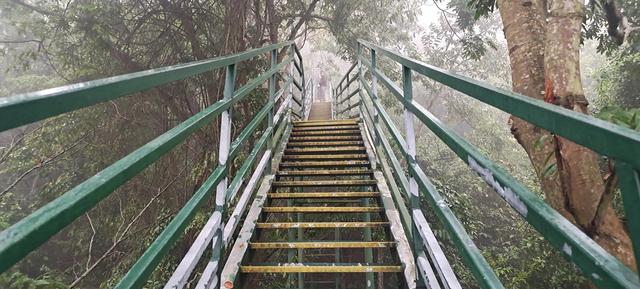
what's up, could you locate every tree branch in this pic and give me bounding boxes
[599,0,637,45]
[0,129,92,198]
[69,164,188,287]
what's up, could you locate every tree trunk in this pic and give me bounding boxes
[497,0,636,271]
[496,0,575,221]
[544,0,636,270]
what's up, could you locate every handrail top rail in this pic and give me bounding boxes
[356,39,640,168]
[0,41,296,132]
[337,62,358,89]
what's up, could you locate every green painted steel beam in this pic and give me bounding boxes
[337,62,358,91]
[358,39,640,169]
[228,99,274,161]
[292,94,303,107]
[338,89,361,106]
[294,59,303,76]
[360,92,410,198]
[0,51,293,274]
[359,77,408,157]
[115,165,226,289]
[0,42,294,132]
[225,125,273,203]
[293,78,303,92]
[617,162,640,274]
[406,98,638,288]
[359,90,414,243]
[361,51,639,287]
[337,101,362,115]
[409,163,504,289]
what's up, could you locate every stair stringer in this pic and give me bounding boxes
[218,122,293,289]
[358,121,417,289]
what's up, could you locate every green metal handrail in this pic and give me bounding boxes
[334,40,640,289]
[0,41,306,289]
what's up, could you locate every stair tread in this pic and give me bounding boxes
[277,169,373,176]
[255,222,389,228]
[284,146,366,153]
[282,154,369,160]
[249,241,396,249]
[291,130,361,136]
[280,160,370,168]
[240,264,402,273]
[288,136,362,141]
[268,192,379,199]
[293,125,360,131]
[272,180,376,186]
[262,206,384,213]
[287,141,364,147]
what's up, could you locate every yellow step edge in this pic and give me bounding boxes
[262,206,384,213]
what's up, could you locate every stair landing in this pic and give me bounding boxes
[307,102,332,120]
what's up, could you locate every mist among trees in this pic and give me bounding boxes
[0,0,638,288]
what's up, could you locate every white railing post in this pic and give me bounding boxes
[401,65,423,287]
[267,48,277,173]
[371,49,380,148]
[213,62,236,287]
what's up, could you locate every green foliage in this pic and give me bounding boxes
[0,270,66,289]
[596,106,640,130]
[584,0,640,55]
[595,51,640,109]
[432,0,499,61]
[467,0,496,20]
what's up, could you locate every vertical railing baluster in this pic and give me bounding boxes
[402,65,425,287]
[616,162,640,276]
[357,43,364,127]
[364,46,376,289]
[371,49,380,148]
[267,48,277,174]
[212,63,236,286]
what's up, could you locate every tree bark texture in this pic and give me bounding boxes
[497,0,636,271]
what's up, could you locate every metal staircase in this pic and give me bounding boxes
[1,39,639,289]
[220,118,414,289]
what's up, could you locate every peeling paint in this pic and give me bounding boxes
[562,243,572,256]
[468,156,528,217]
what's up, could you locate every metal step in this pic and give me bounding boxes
[290,130,361,136]
[240,264,402,273]
[287,140,364,147]
[292,125,360,132]
[249,241,396,249]
[268,192,380,199]
[280,160,370,168]
[276,169,373,177]
[281,154,369,161]
[284,146,366,154]
[272,180,377,187]
[293,120,359,127]
[255,222,389,228]
[288,135,362,141]
[262,206,384,213]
